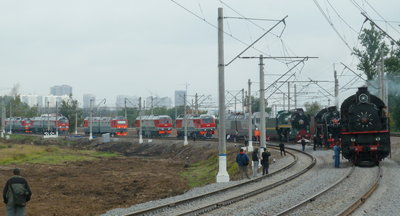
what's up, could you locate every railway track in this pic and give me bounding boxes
[121,146,315,216]
[336,165,382,216]
[272,165,381,216]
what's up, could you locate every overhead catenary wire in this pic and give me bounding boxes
[363,0,400,35]
[169,0,285,63]
[313,0,353,51]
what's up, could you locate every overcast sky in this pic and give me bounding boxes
[1,0,399,109]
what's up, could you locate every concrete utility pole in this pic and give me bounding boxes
[287,82,290,111]
[195,93,198,115]
[247,79,254,152]
[334,65,339,108]
[8,103,12,134]
[89,99,93,140]
[47,101,50,132]
[241,89,245,113]
[75,108,78,135]
[151,96,154,115]
[139,97,143,144]
[183,92,188,145]
[216,7,229,183]
[379,55,385,102]
[259,55,266,149]
[56,101,59,136]
[283,93,286,110]
[294,84,297,109]
[1,100,4,138]
[124,98,127,120]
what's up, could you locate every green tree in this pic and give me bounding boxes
[353,24,389,80]
[1,95,38,118]
[59,96,80,133]
[304,101,322,117]
[250,96,272,114]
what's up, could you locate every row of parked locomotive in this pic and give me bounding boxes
[4,114,69,135]
[225,108,311,142]
[135,114,216,139]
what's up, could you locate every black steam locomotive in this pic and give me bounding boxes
[340,87,390,165]
[276,108,311,142]
[314,106,341,148]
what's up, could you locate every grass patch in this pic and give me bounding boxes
[8,134,40,143]
[180,152,240,188]
[0,144,119,165]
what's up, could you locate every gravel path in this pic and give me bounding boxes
[352,159,400,216]
[206,148,352,216]
[101,148,296,216]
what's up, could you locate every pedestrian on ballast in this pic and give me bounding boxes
[333,142,341,168]
[251,148,260,178]
[279,142,286,156]
[301,137,306,152]
[236,148,250,179]
[3,168,32,216]
[313,136,317,151]
[261,148,271,175]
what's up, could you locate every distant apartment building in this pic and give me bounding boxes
[20,95,43,107]
[50,85,72,96]
[44,95,70,107]
[83,94,96,108]
[115,95,138,108]
[145,96,172,109]
[174,90,186,107]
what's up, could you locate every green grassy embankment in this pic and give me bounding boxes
[179,152,241,188]
[0,142,117,165]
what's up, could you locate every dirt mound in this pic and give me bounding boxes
[0,137,230,216]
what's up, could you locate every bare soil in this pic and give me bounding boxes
[0,137,242,216]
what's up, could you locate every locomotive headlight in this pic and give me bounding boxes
[375,137,381,141]
[350,137,356,142]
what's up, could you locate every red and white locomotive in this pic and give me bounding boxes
[4,117,32,133]
[6,114,69,134]
[135,115,173,137]
[175,114,216,138]
[83,116,128,136]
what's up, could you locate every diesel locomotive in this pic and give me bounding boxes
[83,116,128,136]
[135,115,173,137]
[175,114,216,138]
[340,87,390,165]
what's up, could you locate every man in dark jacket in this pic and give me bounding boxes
[279,142,286,156]
[236,148,250,179]
[261,148,271,175]
[3,168,32,216]
[301,137,306,151]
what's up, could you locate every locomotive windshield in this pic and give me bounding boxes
[160,118,171,124]
[202,118,214,124]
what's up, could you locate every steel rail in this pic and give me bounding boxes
[123,146,304,216]
[273,165,356,216]
[173,147,316,216]
[335,165,383,216]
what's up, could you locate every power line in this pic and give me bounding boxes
[363,0,400,35]
[326,0,358,33]
[169,0,283,61]
[313,0,353,51]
